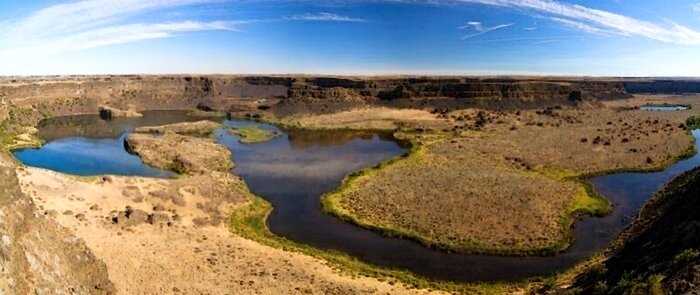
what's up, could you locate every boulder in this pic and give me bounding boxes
[98,105,143,120]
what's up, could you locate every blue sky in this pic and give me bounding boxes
[1,0,700,76]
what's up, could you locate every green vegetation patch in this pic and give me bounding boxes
[687,115,700,130]
[228,126,279,144]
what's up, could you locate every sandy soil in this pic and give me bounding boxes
[17,167,441,295]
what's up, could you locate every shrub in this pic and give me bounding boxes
[673,248,700,264]
[686,116,700,130]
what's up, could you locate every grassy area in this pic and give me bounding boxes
[322,134,613,256]
[569,182,610,217]
[228,126,279,143]
[229,194,523,294]
[536,167,612,217]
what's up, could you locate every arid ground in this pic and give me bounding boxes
[1,76,700,294]
[324,96,698,255]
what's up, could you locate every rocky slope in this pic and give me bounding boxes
[0,154,113,294]
[0,76,634,122]
[570,166,700,294]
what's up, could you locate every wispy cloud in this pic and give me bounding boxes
[448,0,700,45]
[459,21,514,39]
[2,21,242,58]
[548,17,615,36]
[693,3,700,13]
[285,12,366,22]
[2,0,221,40]
[0,0,235,57]
[462,36,573,44]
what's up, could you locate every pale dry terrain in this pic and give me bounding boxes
[17,168,440,295]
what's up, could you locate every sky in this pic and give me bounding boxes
[1,0,700,76]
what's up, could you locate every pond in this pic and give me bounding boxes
[11,111,700,283]
[12,111,214,177]
[640,104,690,111]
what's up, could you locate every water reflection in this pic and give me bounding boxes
[36,110,217,141]
[13,112,700,283]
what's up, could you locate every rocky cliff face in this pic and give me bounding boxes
[0,154,113,294]
[624,80,700,94]
[0,76,633,120]
[0,76,288,119]
[571,167,700,294]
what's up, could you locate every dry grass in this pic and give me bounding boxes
[323,96,700,255]
[274,106,449,130]
[325,134,583,255]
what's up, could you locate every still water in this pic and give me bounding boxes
[12,111,700,282]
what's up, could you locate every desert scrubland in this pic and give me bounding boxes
[1,76,699,294]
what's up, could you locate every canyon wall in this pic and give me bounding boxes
[572,167,700,294]
[0,76,632,119]
[624,80,700,94]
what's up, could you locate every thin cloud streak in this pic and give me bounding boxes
[0,21,241,59]
[450,0,700,45]
[462,36,574,44]
[2,0,221,40]
[459,21,514,39]
[285,12,366,22]
[548,17,616,36]
[0,1,370,58]
[392,0,700,45]
[0,0,238,59]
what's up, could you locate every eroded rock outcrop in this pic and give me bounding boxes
[0,76,634,122]
[98,105,142,119]
[125,131,232,174]
[0,154,114,294]
[124,124,248,227]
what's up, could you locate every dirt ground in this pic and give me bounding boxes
[324,95,700,255]
[17,166,441,295]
